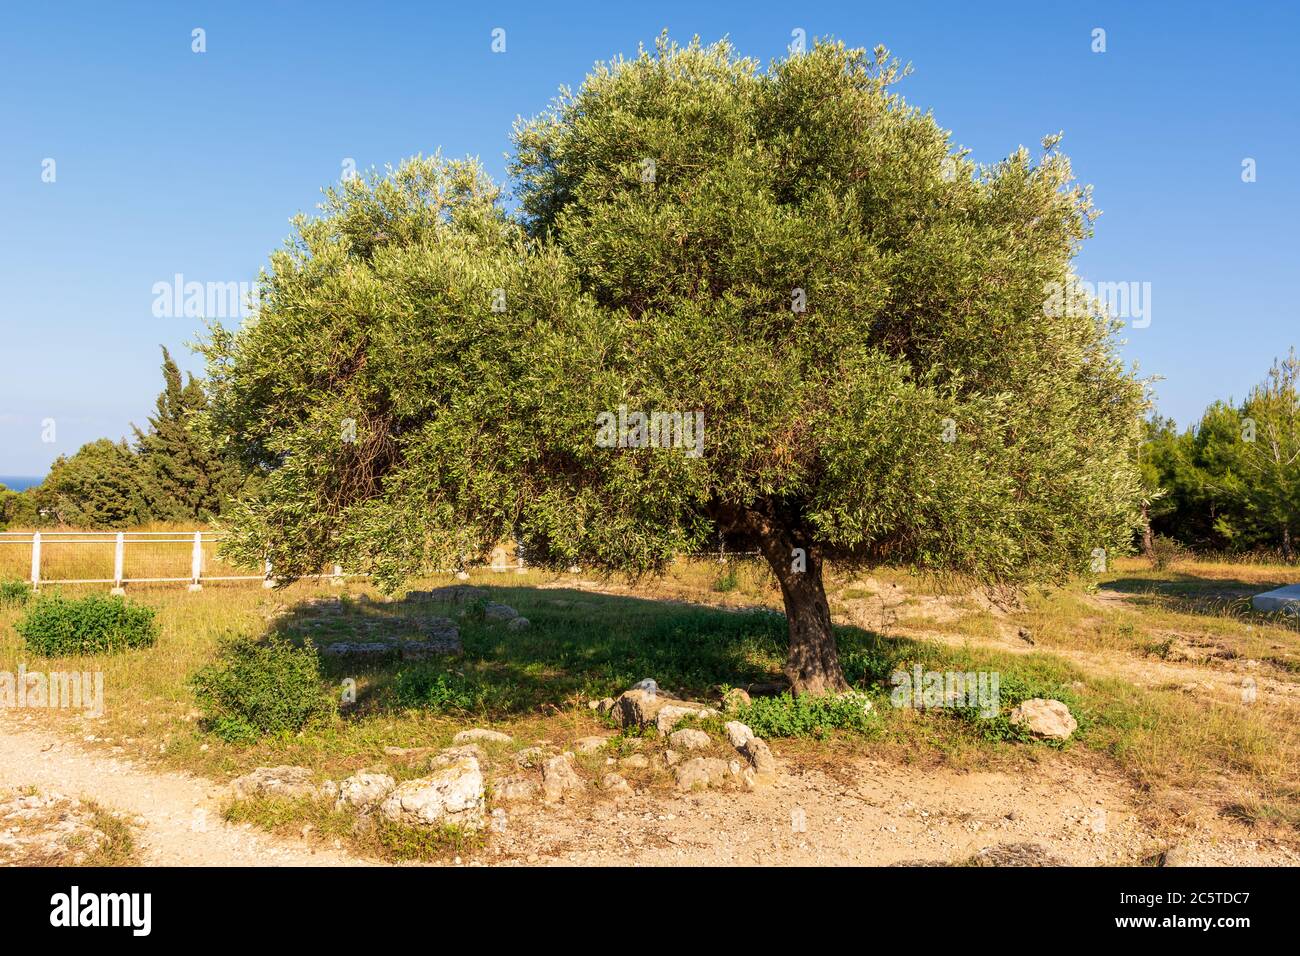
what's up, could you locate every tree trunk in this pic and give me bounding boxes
[760,539,849,696]
[1140,502,1154,559]
[1284,526,1295,564]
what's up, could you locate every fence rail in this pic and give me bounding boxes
[0,531,351,592]
[0,530,746,593]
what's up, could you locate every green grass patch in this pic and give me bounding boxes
[223,795,483,862]
[0,579,31,609]
[731,691,881,739]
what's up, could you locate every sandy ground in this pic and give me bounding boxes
[0,715,367,866]
[2,713,1294,867]
[485,748,1298,867]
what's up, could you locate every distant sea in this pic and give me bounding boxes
[0,476,43,491]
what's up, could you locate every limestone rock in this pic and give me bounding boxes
[453,728,513,745]
[321,641,395,659]
[610,689,661,729]
[600,772,632,795]
[1009,699,1077,740]
[507,617,530,631]
[400,638,461,660]
[407,618,463,656]
[484,603,520,622]
[231,766,321,801]
[514,746,548,769]
[407,585,486,604]
[724,721,755,749]
[610,687,717,734]
[432,744,487,768]
[541,754,584,802]
[378,756,485,829]
[337,772,395,810]
[492,775,539,802]
[573,736,610,754]
[668,729,711,751]
[674,757,733,791]
[741,737,777,774]
[655,704,718,735]
[722,688,752,712]
[618,754,650,770]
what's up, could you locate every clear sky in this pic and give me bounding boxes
[2,0,1296,476]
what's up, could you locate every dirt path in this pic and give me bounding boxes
[0,716,369,867]
[1,713,1293,866]
[486,747,1296,867]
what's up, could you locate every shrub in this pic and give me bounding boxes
[1148,535,1187,571]
[190,634,335,743]
[732,691,881,739]
[712,565,739,593]
[0,579,31,609]
[15,594,157,655]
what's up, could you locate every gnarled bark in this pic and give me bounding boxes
[759,535,849,696]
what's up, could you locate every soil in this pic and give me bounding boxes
[2,712,1292,867]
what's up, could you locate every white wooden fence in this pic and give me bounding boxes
[0,531,348,593]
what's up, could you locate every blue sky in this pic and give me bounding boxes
[2,0,1296,475]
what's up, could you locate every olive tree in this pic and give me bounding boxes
[201,38,1146,695]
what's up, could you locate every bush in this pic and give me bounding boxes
[1148,535,1187,571]
[0,579,31,609]
[712,565,739,593]
[190,634,335,743]
[15,594,157,655]
[732,691,881,739]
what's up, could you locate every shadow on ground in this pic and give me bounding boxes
[261,583,967,720]
[1101,573,1296,621]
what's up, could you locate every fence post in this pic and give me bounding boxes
[188,531,204,592]
[331,564,344,587]
[30,532,41,592]
[111,532,126,595]
[263,557,275,589]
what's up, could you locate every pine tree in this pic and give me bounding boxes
[134,347,237,522]
[1239,350,1300,561]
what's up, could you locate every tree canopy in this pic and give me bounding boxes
[1141,350,1300,559]
[200,36,1148,693]
[134,347,241,522]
